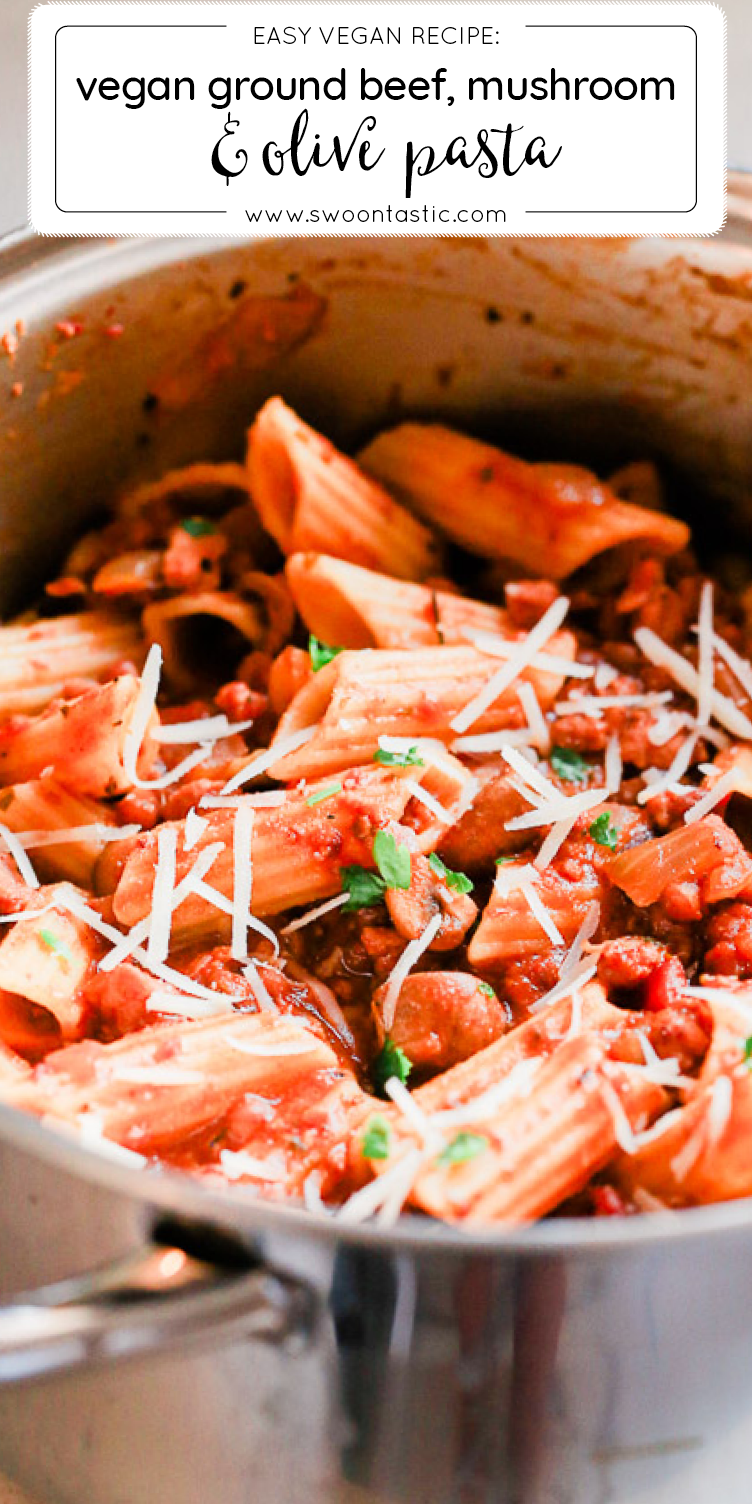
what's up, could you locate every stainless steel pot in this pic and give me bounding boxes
[1,196,752,1504]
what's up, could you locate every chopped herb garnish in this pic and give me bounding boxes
[306,781,342,807]
[38,928,73,963]
[477,981,496,999]
[589,812,619,850]
[180,517,216,538]
[309,634,343,673]
[373,1036,413,1095]
[373,746,424,768]
[744,1037,752,1067]
[373,830,411,891]
[495,856,515,866]
[437,1131,489,1167]
[362,1115,392,1160]
[428,852,473,895]
[340,865,386,911]
[550,746,589,784]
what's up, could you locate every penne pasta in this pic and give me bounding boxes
[112,765,418,941]
[0,676,160,800]
[143,591,268,694]
[247,398,440,580]
[410,984,620,1117]
[0,612,144,715]
[269,641,574,781]
[358,424,689,578]
[0,887,102,1039]
[4,1012,369,1171]
[285,552,510,649]
[407,1039,667,1224]
[467,862,599,969]
[0,778,128,888]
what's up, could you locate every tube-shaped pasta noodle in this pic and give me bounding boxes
[0,888,102,1038]
[467,861,598,969]
[247,399,439,580]
[116,461,257,523]
[609,815,752,908]
[0,677,159,800]
[411,983,620,1116]
[406,1040,667,1224]
[613,1070,752,1207]
[0,779,126,888]
[112,764,417,939]
[143,591,268,694]
[0,612,144,715]
[270,641,574,781]
[358,424,689,579]
[285,553,510,649]
[4,1012,364,1160]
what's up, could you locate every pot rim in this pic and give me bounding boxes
[3,203,752,1257]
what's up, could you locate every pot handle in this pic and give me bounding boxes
[0,1219,317,1384]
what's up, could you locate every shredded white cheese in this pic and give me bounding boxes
[696,581,715,728]
[517,681,550,753]
[220,1149,288,1182]
[281,893,349,935]
[534,816,579,871]
[230,805,254,962]
[598,1077,638,1154]
[519,875,564,947]
[684,766,737,824]
[0,823,40,889]
[155,715,254,745]
[451,596,570,735]
[183,810,209,851]
[635,625,752,740]
[529,959,598,1014]
[552,690,673,718]
[404,780,453,823]
[605,734,623,794]
[0,823,141,850]
[217,725,317,797]
[450,729,537,755]
[465,629,592,679]
[200,791,288,810]
[637,730,698,806]
[241,960,279,1013]
[380,913,443,1032]
[145,826,178,965]
[111,1064,204,1086]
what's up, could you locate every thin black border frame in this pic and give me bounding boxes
[51,17,699,218]
[524,23,698,214]
[54,24,228,213]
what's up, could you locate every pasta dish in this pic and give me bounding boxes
[0,397,750,1226]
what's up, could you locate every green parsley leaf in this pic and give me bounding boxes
[180,517,216,538]
[495,856,515,866]
[744,1037,752,1067]
[477,981,496,999]
[589,812,619,850]
[309,634,343,673]
[550,746,589,784]
[373,746,424,768]
[38,928,73,964]
[340,865,386,911]
[437,1132,489,1167]
[362,1115,392,1160]
[306,781,342,808]
[373,830,411,890]
[428,852,473,895]
[373,1037,412,1096]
